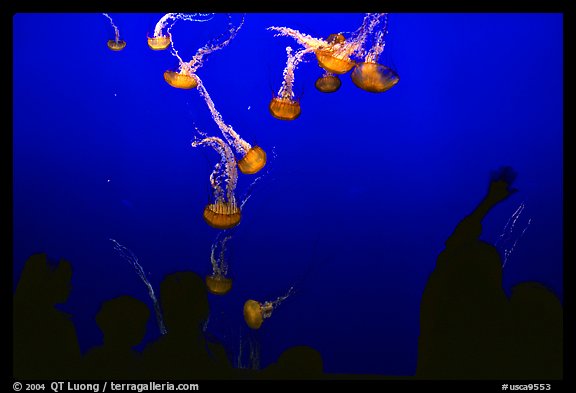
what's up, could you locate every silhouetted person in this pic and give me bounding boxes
[507,282,563,379]
[416,167,562,379]
[261,345,324,379]
[142,271,232,379]
[13,253,81,379]
[82,295,150,379]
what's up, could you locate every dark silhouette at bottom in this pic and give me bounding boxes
[12,167,562,380]
[417,166,562,379]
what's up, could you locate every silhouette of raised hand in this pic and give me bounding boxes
[487,166,518,205]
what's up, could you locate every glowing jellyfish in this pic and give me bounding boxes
[147,13,213,50]
[315,72,341,93]
[192,135,241,229]
[351,63,399,93]
[206,233,233,295]
[164,14,244,89]
[350,14,400,93]
[163,71,198,89]
[243,287,294,330]
[195,76,267,175]
[316,33,354,74]
[269,46,312,121]
[103,13,126,51]
[269,13,387,75]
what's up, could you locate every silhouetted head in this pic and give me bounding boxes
[15,254,73,305]
[96,296,150,349]
[510,282,562,321]
[160,272,209,333]
[273,346,323,377]
[463,241,503,290]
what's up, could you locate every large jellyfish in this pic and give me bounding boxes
[103,13,126,51]
[192,135,241,229]
[243,287,294,330]
[194,76,267,175]
[205,231,233,295]
[269,13,399,96]
[268,13,386,75]
[164,14,244,90]
[315,71,341,93]
[147,13,214,51]
[350,14,400,93]
[268,46,313,121]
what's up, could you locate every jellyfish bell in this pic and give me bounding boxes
[315,74,341,93]
[107,39,126,51]
[269,96,301,121]
[205,274,233,295]
[351,62,399,93]
[203,200,241,230]
[315,50,355,74]
[164,70,198,89]
[243,300,274,330]
[237,146,267,175]
[326,33,346,45]
[148,35,171,50]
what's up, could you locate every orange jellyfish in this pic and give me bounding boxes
[243,287,294,330]
[269,13,387,75]
[269,46,313,121]
[148,13,214,50]
[314,32,356,74]
[164,14,243,89]
[103,13,126,51]
[350,14,400,93]
[192,135,241,229]
[195,76,267,175]
[205,232,233,295]
[315,72,341,93]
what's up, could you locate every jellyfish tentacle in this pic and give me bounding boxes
[194,76,251,156]
[110,239,167,335]
[103,13,121,43]
[192,135,241,229]
[188,14,245,74]
[103,13,126,51]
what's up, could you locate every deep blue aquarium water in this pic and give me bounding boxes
[13,13,562,376]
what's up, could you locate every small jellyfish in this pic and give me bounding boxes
[163,71,198,89]
[269,46,310,121]
[103,13,126,51]
[195,76,267,175]
[206,275,233,295]
[315,72,341,93]
[148,13,214,50]
[148,35,171,50]
[237,146,267,175]
[269,14,386,76]
[243,287,294,330]
[192,135,241,229]
[269,97,301,121]
[206,232,233,295]
[107,39,126,51]
[326,33,346,45]
[203,202,241,230]
[164,14,243,89]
